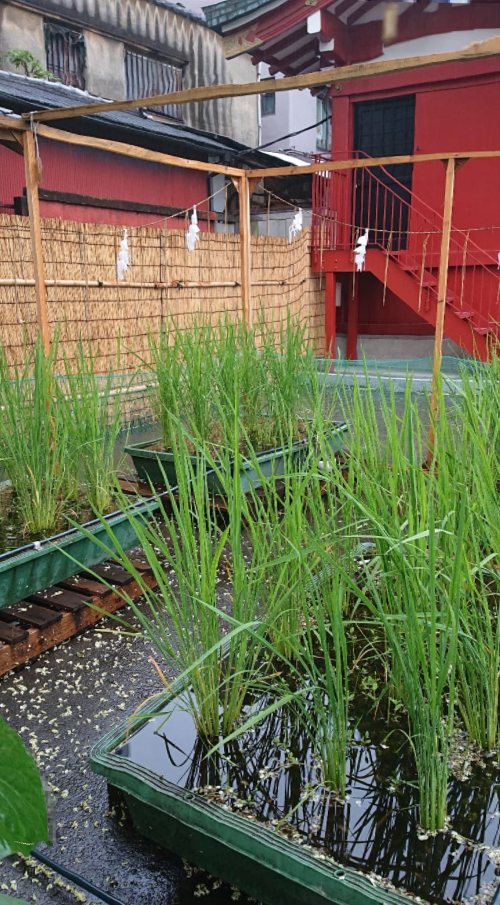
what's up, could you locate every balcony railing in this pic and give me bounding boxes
[311,152,500,335]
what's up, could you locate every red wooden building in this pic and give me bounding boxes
[207,0,500,360]
[0,70,282,232]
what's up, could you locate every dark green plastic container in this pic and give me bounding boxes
[91,680,407,905]
[0,496,158,608]
[125,422,349,493]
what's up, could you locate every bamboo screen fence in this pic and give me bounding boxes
[0,214,325,372]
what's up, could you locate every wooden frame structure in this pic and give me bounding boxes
[3,35,500,433]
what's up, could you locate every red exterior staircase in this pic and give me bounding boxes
[311,155,500,360]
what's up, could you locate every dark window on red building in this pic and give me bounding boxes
[125,50,183,120]
[44,21,86,90]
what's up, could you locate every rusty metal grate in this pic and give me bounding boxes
[125,50,183,120]
[44,21,86,90]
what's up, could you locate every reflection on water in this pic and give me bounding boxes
[117,693,500,905]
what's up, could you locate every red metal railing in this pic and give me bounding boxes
[312,152,500,336]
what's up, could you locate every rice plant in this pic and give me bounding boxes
[173,319,218,450]
[300,544,350,796]
[448,357,500,751]
[142,312,330,463]
[327,406,465,830]
[214,316,275,454]
[63,341,126,513]
[0,335,72,534]
[74,417,273,740]
[143,322,184,451]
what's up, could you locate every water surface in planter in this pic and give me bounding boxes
[115,691,500,905]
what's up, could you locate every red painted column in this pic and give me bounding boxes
[330,95,351,158]
[325,271,337,358]
[346,280,359,360]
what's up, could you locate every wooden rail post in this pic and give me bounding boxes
[238,173,252,328]
[427,157,456,466]
[23,129,50,353]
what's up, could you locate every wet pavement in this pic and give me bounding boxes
[0,578,257,905]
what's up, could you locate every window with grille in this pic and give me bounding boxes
[44,21,86,90]
[125,50,183,120]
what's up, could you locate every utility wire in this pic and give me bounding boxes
[235,114,330,158]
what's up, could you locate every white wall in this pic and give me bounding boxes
[259,64,318,155]
[185,0,220,15]
[372,28,500,62]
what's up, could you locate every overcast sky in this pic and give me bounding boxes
[180,0,219,16]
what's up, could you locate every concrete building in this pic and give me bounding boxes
[0,0,259,147]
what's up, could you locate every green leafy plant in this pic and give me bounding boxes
[5,50,58,81]
[0,715,49,858]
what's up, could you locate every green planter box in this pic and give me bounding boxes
[125,422,349,493]
[0,496,159,608]
[91,683,407,905]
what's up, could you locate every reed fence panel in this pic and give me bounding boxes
[0,214,325,371]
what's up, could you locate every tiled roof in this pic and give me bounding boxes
[0,71,250,159]
[203,0,274,31]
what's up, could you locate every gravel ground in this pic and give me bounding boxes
[0,574,257,905]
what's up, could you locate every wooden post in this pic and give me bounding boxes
[325,272,337,358]
[427,158,456,466]
[238,173,252,327]
[347,280,359,360]
[23,130,50,353]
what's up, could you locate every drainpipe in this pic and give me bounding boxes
[257,62,262,148]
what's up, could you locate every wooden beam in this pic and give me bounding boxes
[32,123,243,178]
[247,176,263,196]
[22,36,500,124]
[23,130,50,354]
[0,127,20,142]
[236,174,252,327]
[245,150,498,180]
[6,115,500,186]
[427,158,456,467]
[0,113,29,132]
[0,278,302,289]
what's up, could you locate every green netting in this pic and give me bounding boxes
[314,355,479,394]
[54,370,157,432]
